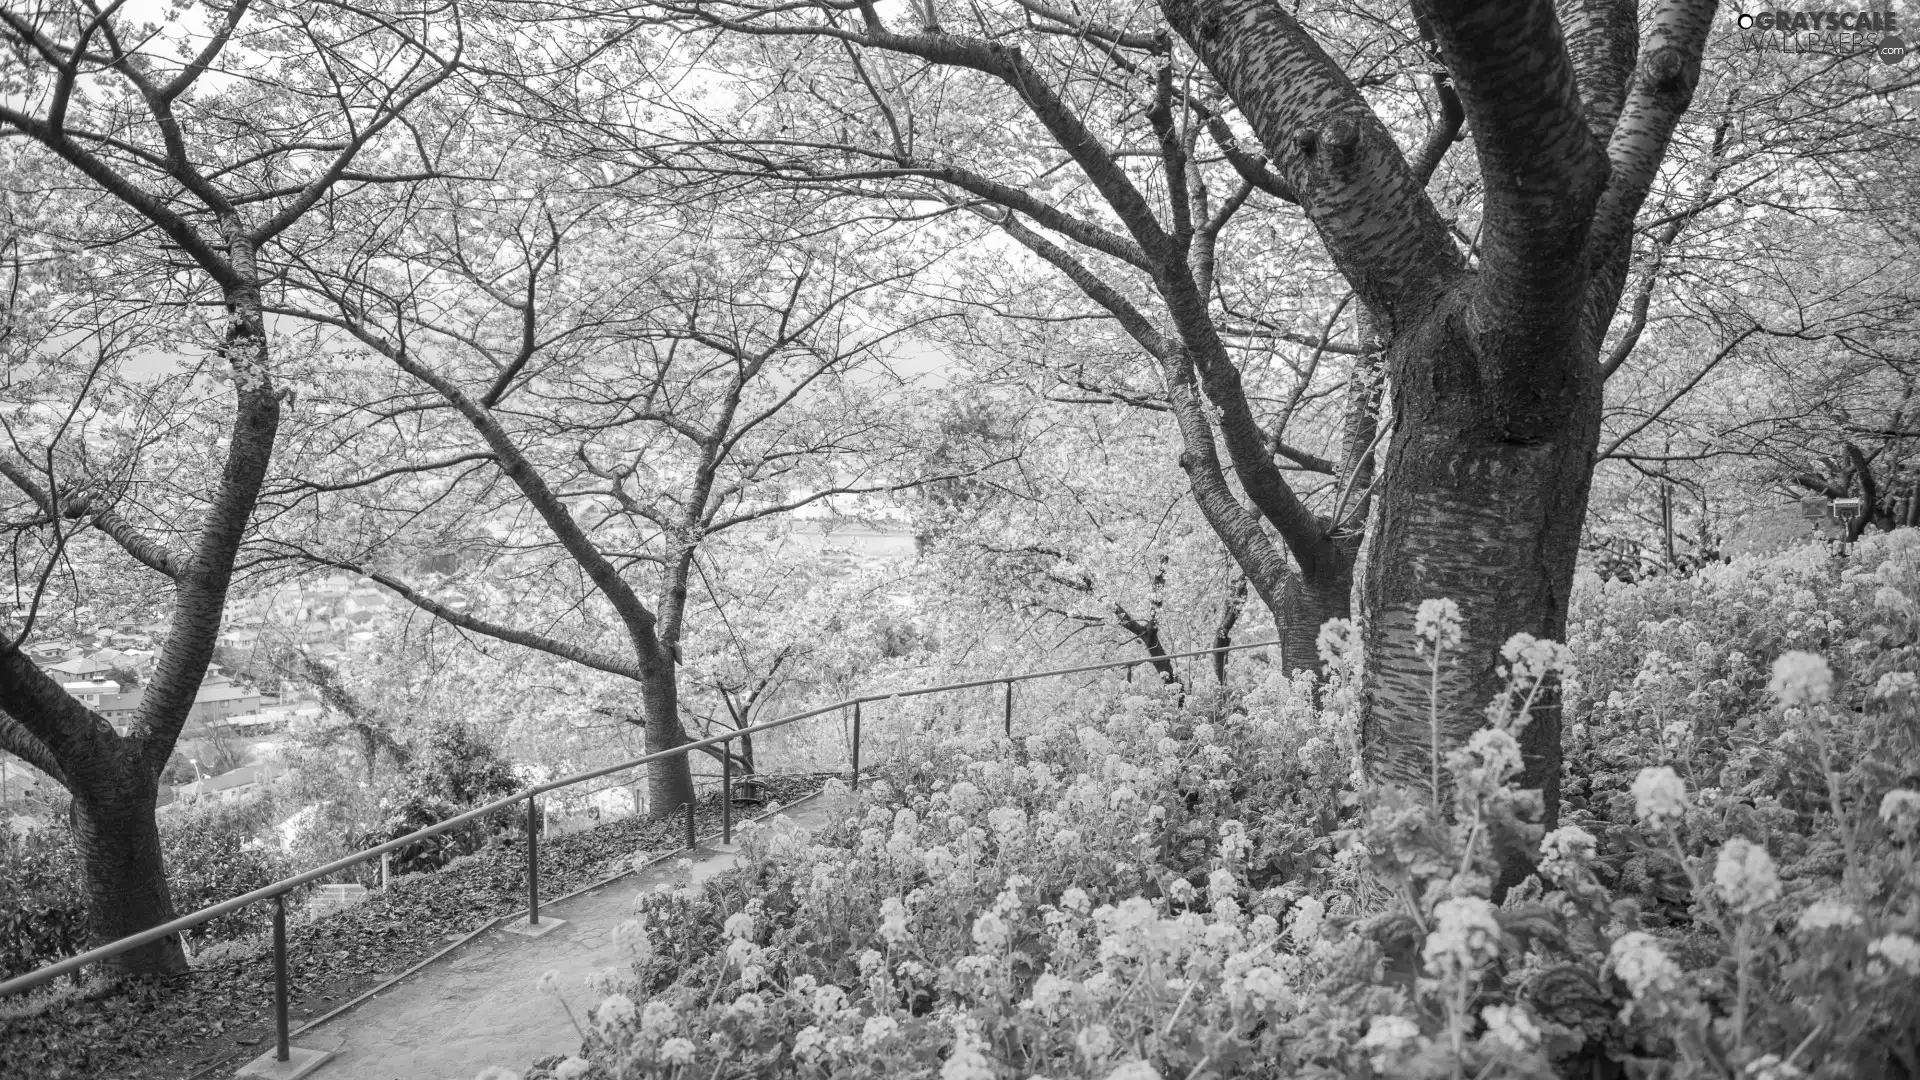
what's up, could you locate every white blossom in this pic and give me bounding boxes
[1631,766,1689,828]
[1609,932,1682,999]
[972,911,1011,951]
[1537,825,1597,882]
[1868,933,1920,976]
[1422,897,1502,976]
[860,1015,900,1047]
[1874,672,1918,701]
[879,896,912,946]
[1768,651,1834,705]
[1881,788,1920,842]
[595,994,636,1027]
[1794,899,1862,934]
[1480,1004,1541,1052]
[1357,1014,1421,1066]
[1714,838,1782,913]
[1286,895,1326,947]
[1500,633,1575,683]
[1414,598,1464,651]
[792,1025,827,1062]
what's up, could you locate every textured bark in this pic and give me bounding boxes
[70,776,185,975]
[135,276,281,760]
[1555,0,1641,139]
[1354,286,1604,833]
[1114,608,1179,686]
[1160,0,1458,331]
[1161,351,1295,620]
[1276,567,1348,677]
[638,658,696,817]
[1211,574,1248,683]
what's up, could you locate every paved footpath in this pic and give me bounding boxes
[277,791,851,1080]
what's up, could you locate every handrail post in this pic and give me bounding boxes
[684,796,696,851]
[527,794,540,926]
[273,893,290,1063]
[850,701,862,790]
[1003,680,1013,737]
[722,739,733,846]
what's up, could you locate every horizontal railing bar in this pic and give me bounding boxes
[0,638,1274,996]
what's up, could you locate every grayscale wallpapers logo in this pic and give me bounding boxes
[1734,7,1909,61]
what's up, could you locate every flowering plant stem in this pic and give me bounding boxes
[1429,645,1445,818]
[1806,714,1863,896]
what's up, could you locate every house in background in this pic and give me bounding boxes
[189,682,262,730]
[98,689,145,734]
[169,761,288,805]
[23,640,74,665]
[61,680,120,709]
[94,675,265,737]
[212,697,324,736]
[47,654,113,680]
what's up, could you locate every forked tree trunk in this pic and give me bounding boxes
[1355,325,1604,834]
[69,774,187,975]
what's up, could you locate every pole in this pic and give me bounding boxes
[527,795,539,926]
[1003,680,1013,737]
[380,852,391,891]
[272,893,290,1062]
[850,701,862,790]
[722,741,733,846]
[684,797,696,851]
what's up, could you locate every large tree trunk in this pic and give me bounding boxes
[637,659,695,819]
[69,775,187,975]
[1355,317,1603,833]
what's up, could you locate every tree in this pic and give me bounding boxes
[582,0,1724,833]
[0,0,455,973]
[262,168,964,815]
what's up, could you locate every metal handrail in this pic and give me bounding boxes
[0,637,1277,1052]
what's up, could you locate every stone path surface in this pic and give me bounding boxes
[279,791,850,1080]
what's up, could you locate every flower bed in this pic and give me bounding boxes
[540,534,1920,1079]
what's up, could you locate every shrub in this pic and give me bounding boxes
[0,817,85,982]
[161,795,291,944]
[368,720,522,875]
